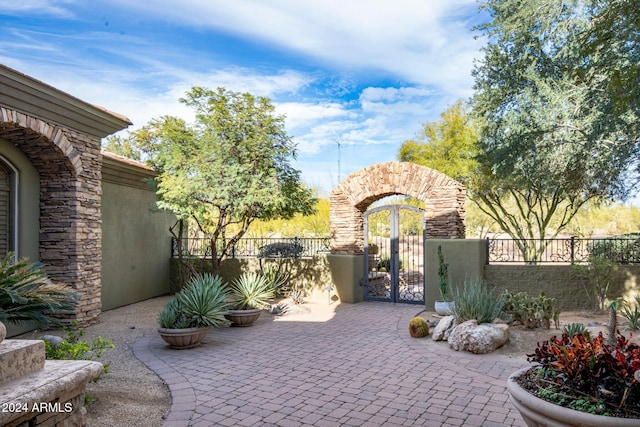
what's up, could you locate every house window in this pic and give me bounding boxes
[0,158,15,258]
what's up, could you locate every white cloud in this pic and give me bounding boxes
[3,0,78,17]
[102,0,485,89]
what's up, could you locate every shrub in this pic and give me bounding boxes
[501,290,560,329]
[572,254,617,312]
[408,317,429,338]
[158,273,230,328]
[42,322,114,377]
[588,234,640,265]
[621,295,640,331]
[228,272,275,310]
[0,253,77,327]
[376,256,402,272]
[451,278,504,324]
[562,322,587,337]
[526,331,640,417]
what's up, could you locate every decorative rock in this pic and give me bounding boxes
[448,320,510,354]
[41,334,65,347]
[0,321,5,343]
[432,315,456,341]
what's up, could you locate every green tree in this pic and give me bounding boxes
[132,87,316,274]
[398,100,479,184]
[469,0,640,262]
[102,135,142,161]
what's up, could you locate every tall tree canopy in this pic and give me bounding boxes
[469,0,640,261]
[398,100,479,184]
[133,86,316,273]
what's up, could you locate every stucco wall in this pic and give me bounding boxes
[100,160,175,310]
[424,239,486,308]
[485,264,640,311]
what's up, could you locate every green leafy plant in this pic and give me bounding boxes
[501,290,560,329]
[158,273,230,328]
[228,271,275,310]
[437,245,449,301]
[621,295,640,330]
[562,322,587,337]
[376,256,402,273]
[0,253,77,327]
[450,278,503,324]
[260,264,290,297]
[526,331,640,417]
[42,322,114,378]
[290,289,305,305]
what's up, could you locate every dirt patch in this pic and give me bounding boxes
[428,310,640,360]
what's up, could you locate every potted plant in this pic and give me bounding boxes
[435,245,454,315]
[507,330,640,426]
[224,271,275,327]
[157,273,230,349]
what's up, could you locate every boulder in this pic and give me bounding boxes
[448,320,510,354]
[432,315,456,341]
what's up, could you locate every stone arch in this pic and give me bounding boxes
[0,108,103,323]
[0,108,82,175]
[329,162,465,254]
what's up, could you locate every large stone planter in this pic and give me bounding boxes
[157,326,210,349]
[507,367,639,427]
[224,308,262,327]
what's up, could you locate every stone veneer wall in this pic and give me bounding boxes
[0,107,103,323]
[329,162,465,254]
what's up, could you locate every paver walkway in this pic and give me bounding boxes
[134,302,528,427]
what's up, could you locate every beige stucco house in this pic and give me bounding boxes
[0,64,174,334]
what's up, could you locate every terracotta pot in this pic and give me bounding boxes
[434,300,454,315]
[508,367,639,427]
[224,308,262,327]
[157,326,210,349]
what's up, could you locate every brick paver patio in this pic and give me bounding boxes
[134,302,527,426]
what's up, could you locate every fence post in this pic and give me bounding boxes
[570,236,575,264]
[485,238,490,265]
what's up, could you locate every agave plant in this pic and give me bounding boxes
[158,273,230,329]
[228,271,275,310]
[0,253,77,327]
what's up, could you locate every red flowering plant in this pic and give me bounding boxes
[523,331,640,418]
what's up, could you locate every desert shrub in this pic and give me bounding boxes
[501,290,560,329]
[376,256,403,272]
[621,295,640,330]
[572,255,617,312]
[451,278,504,324]
[588,234,640,265]
[562,322,587,337]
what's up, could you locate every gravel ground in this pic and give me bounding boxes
[20,296,173,427]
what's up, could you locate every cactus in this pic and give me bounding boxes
[408,316,429,338]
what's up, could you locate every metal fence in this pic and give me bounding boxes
[486,237,640,264]
[172,236,331,259]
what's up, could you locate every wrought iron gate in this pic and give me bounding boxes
[363,205,425,304]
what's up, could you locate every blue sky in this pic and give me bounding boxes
[1,0,487,195]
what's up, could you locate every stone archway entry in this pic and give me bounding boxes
[329,162,465,304]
